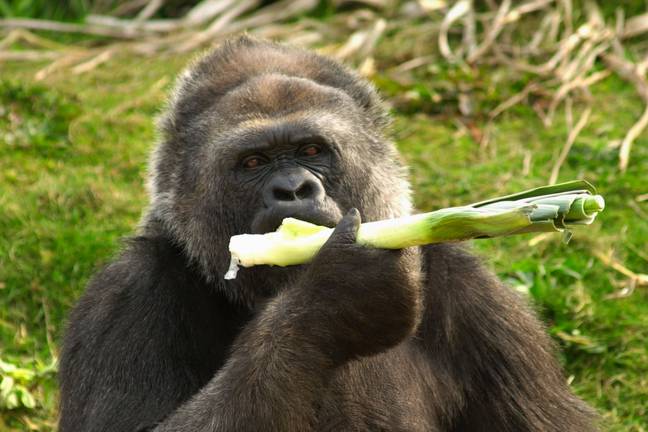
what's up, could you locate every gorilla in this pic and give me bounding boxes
[58,36,597,431]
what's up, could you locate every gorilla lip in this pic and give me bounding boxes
[251,204,341,234]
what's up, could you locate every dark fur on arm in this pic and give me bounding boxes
[155,209,421,431]
[59,211,420,432]
[153,290,332,431]
[58,236,249,432]
[417,244,597,431]
[59,236,331,432]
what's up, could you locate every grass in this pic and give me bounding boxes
[0,48,647,431]
[0,0,90,21]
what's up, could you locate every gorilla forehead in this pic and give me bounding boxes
[174,74,370,161]
[164,36,390,140]
[220,73,355,119]
[196,73,366,153]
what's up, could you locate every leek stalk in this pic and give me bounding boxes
[225,180,604,279]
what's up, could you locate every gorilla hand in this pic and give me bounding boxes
[297,208,423,364]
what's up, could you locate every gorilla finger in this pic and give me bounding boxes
[326,208,361,246]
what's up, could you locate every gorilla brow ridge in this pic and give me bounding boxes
[166,35,389,134]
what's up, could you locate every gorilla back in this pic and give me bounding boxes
[59,36,597,432]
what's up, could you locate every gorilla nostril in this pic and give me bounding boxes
[273,188,296,201]
[264,170,325,206]
[296,182,313,200]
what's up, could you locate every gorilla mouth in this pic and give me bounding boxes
[251,202,342,234]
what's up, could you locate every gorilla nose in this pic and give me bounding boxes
[263,169,325,207]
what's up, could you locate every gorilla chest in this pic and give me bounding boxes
[313,355,438,432]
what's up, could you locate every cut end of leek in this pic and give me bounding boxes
[585,195,605,214]
[224,256,240,280]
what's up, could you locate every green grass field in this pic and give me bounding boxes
[1,46,647,430]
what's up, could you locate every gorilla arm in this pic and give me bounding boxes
[154,294,333,431]
[57,234,250,432]
[58,236,333,432]
[59,211,420,432]
[59,218,595,432]
[154,209,422,432]
[180,243,599,432]
[415,243,597,431]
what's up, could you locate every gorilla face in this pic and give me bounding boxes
[238,133,341,235]
[146,37,413,302]
[213,74,354,236]
[200,72,403,239]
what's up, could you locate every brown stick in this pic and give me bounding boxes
[72,48,115,74]
[0,18,138,39]
[438,0,470,61]
[622,12,648,39]
[618,104,648,172]
[602,53,648,171]
[35,51,89,80]
[602,53,648,99]
[86,0,237,35]
[467,0,511,63]
[549,100,592,184]
[489,82,541,120]
[135,0,165,22]
[173,0,260,53]
[110,0,149,17]
[0,50,60,61]
[0,28,69,50]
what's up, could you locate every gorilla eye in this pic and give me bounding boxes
[300,145,321,157]
[241,155,267,169]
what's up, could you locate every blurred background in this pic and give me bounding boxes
[1,0,647,430]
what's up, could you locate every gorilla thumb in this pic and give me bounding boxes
[327,208,361,246]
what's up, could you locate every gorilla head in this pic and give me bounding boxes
[145,36,413,303]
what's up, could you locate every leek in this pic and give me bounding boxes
[225,180,604,279]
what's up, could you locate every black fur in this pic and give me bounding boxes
[59,36,597,431]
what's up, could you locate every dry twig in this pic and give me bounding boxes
[549,98,592,184]
[72,48,116,74]
[602,53,648,171]
[0,18,139,38]
[594,250,648,288]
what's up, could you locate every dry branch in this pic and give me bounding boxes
[489,82,541,120]
[0,18,138,39]
[594,251,648,288]
[0,50,60,61]
[602,53,648,171]
[0,28,68,50]
[225,0,318,37]
[109,0,150,17]
[86,0,238,35]
[439,0,470,61]
[72,49,115,74]
[173,0,260,53]
[336,19,386,60]
[135,0,165,22]
[622,12,648,39]
[35,51,90,80]
[549,101,592,184]
[467,0,511,64]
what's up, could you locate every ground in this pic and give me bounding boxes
[0,48,646,431]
